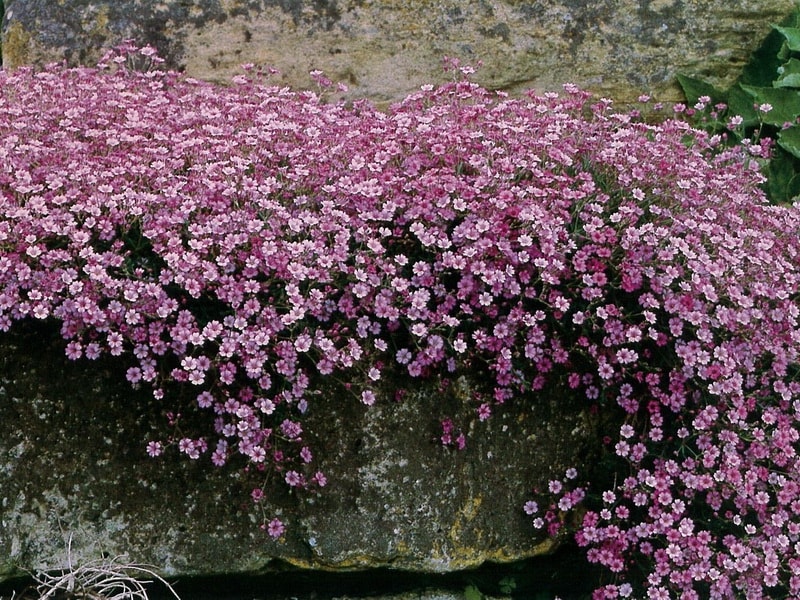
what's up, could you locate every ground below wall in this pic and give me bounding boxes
[0,321,598,586]
[0,552,603,599]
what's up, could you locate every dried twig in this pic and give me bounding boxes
[25,536,181,600]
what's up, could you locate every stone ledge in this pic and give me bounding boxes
[0,321,592,581]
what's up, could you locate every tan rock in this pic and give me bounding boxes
[2,0,795,106]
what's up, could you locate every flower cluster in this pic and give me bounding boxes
[519,102,800,595]
[1,45,799,593]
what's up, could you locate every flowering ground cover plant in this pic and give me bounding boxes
[1,44,800,598]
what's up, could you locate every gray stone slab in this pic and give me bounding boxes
[0,322,590,581]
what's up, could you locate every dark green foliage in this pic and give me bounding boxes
[678,7,800,204]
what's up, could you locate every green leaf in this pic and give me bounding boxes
[778,125,800,159]
[464,584,484,600]
[778,41,793,62]
[774,25,800,52]
[775,58,800,88]
[727,85,760,127]
[739,84,800,125]
[676,74,725,106]
[499,576,517,594]
[743,26,794,86]
[766,146,800,203]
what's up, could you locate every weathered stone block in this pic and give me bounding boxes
[2,0,795,106]
[0,321,590,581]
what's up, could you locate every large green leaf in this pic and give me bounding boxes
[739,84,800,125]
[727,84,760,127]
[778,125,800,159]
[464,585,484,600]
[775,58,800,88]
[676,74,725,106]
[743,26,794,86]
[774,25,800,52]
[767,146,800,203]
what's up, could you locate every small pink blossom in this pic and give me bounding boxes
[266,518,285,539]
[285,470,303,487]
[146,441,163,457]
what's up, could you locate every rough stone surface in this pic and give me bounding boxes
[2,0,795,106]
[0,322,591,582]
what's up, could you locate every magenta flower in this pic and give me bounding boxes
[146,441,163,457]
[266,518,285,539]
[284,471,303,487]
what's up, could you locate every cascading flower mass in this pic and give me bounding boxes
[1,45,799,597]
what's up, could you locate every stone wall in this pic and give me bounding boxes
[2,0,795,107]
[0,322,592,584]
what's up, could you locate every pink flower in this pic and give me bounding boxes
[211,441,228,467]
[266,518,285,539]
[396,349,412,364]
[280,419,302,439]
[146,441,163,457]
[524,500,538,515]
[285,470,303,487]
[249,446,266,463]
[65,341,82,360]
[196,391,214,408]
[361,390,376,406]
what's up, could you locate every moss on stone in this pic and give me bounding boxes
[2,20,30,69]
